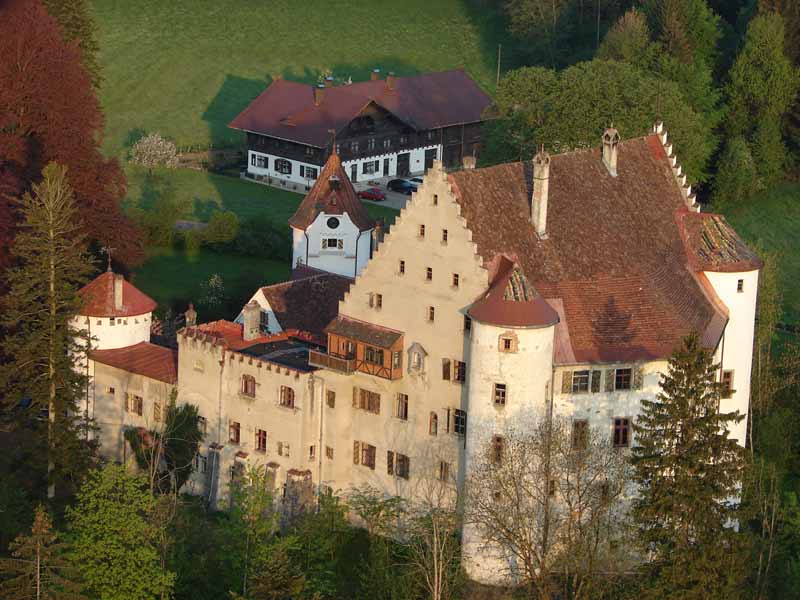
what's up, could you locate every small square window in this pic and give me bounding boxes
[452,273,459,288]
[614,368,632,391]
[96,319,101,325]
[427,306,435,322]
[325,446,334,460]
[419,224,425,238]
[572,370,590,393]
[426,267,433,281]
[612,418,630,448]
[309,445,316,460]
[256,429,267,453]
[737,279,744,293]
[442,229,448,243]
[399,260,405,274]
[375,294,383,309]
[106,386,115,395]
[721,370,734,399]
[493,383,507,406]
[326,390,336,408]
[433,194,438,206]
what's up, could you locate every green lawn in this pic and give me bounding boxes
[92,0,510,157]
[724,182,800,324]
[124,166,400,226]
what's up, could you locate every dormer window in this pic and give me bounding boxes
[407,342,428,374]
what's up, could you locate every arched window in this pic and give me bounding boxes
[241,375,256,397]
[429,412,438,436]
[280,386,295,408]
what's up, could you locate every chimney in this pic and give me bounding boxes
[602,126,620,177]
[185,303,197,327]
[313,84,325,106]
[113,274,124,310]
[324,76,334,88]
[462,155,476,169]
[371,68,381,81]
[243,301,262,341]
[532,147,550,238]
[386,72,396,90]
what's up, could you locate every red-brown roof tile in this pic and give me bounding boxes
[288,152,374,231]
[188,320,324,350]
[677,211,762,273]
[448,135,752,363]
[325,315,403,349]
[91,342,177,384]
[79,271,157,317]
[260,273,352,337]
[229,70,491,147]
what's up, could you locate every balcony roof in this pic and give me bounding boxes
[325,315,402,349]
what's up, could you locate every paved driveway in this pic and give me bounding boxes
[353,177,417,210]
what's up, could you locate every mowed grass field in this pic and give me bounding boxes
[724,182,800,325]
[92,0,509,156]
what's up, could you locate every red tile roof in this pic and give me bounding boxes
[229,70,491,147]
[448,134,754,364]
[288,152,374,231]
[91,342,177,384]
[469,258,560,328]
[187,320,324,350]
[79,271,157,317]
[260,272,352,337]
[677,212,762,273]
[325,315,403,349]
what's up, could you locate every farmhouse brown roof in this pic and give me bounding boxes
[229,70,491,147]
[449,134,755,363]
[325,315,403,349]
[288,152,374,231]
[260,273,352,337]
[677,212,762,273]
[79,271,157,317]
[469,258,560,328]
[91,342,177,384]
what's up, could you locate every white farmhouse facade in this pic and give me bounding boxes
[84,125,760,587]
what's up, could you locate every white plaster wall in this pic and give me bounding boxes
[72,313,151,351]
[247,151,322,187]
[301,212,372,278]
[461,320,556,584]
[706,269,759,446]
[237,289,283,334]
[341,144,440,182]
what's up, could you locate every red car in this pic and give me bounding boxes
[357,187,386,201]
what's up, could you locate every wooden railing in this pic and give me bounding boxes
[308,350,356,374]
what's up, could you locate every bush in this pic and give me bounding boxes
[203,211,240,246]
[233,215,292,262]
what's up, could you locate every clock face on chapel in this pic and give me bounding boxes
[327,217,340,229]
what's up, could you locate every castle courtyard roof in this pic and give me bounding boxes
[448,134,759,363]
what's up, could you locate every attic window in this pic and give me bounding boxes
[737,279,744,293]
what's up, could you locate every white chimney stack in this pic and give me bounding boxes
[532,147,550,239]
[243,301,262,341]
[602,126,620,177]
[113,274,124,310]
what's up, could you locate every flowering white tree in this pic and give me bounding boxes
[130,132,178,171]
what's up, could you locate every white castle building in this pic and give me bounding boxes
[82,124,760,585]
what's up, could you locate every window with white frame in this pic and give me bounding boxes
[275,159,291,174]
[362,160,379,175]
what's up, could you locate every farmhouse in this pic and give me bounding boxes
[229,69,491,187]
[82,123,760,585]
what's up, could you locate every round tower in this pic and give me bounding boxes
[73,270,157,350]
[461,261,559,585]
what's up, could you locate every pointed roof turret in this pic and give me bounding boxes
[288,152,375,232]
[78,271,157,317]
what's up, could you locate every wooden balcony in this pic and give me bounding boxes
[308,349,355,374]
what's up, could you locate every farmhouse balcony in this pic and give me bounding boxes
[308,350,355,375]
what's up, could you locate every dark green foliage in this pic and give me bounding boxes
[596,9,656,67]
[641,0,722,67]
[246,538,308,600]
[0,506,85,600]
[711,136,758,208]
[66,464,175,600]
[233,214,292,262]
[752,118,788,188]
[42,0,102,88]
[631,333,746,599]
[124,397,204,494]
[484,59,715,182]
[0,163,97,501]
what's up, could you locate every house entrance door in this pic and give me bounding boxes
[397,153,410,177]
[350,164,357,182]
[383,158,390,176]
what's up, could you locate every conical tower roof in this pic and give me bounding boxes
[288,152,375,232]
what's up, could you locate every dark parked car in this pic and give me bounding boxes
[387,179,417,195]
[357,187,387,201]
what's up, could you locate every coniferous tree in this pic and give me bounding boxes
[0,506,86,600]
[632,333,746,599]
[41,0,102,88]
[711,136,759,208]
[0,163,97,501]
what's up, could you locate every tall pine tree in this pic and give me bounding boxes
[0,163,97,501]
[0,505,86,600]
[632,333,746,599]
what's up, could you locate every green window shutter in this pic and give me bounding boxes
[605,370,615,393]
[387,451,394,475]
[591,371,601,393]
[353,441,360,464]
[633,366,644,390]
[561,371,572,394]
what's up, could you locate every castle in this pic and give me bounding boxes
[78,123,760,584]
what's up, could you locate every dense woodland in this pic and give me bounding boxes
[1,0,800,598]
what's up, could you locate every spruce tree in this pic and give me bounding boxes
[632,333,746,599]
[0,505,86,600]
[0,162,97,501]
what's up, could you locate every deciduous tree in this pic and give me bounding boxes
[130,133,179,172]
[42,0,102,88]
[0,0,142,267]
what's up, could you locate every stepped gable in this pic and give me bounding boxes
[91,342,177,384]
[260,273,352,337]
[229,70,490,146]
[449,135,741,363]
[677,211,762,273]
[288,151,374,232]
[79,271,157,317]
[469,257,559,328]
